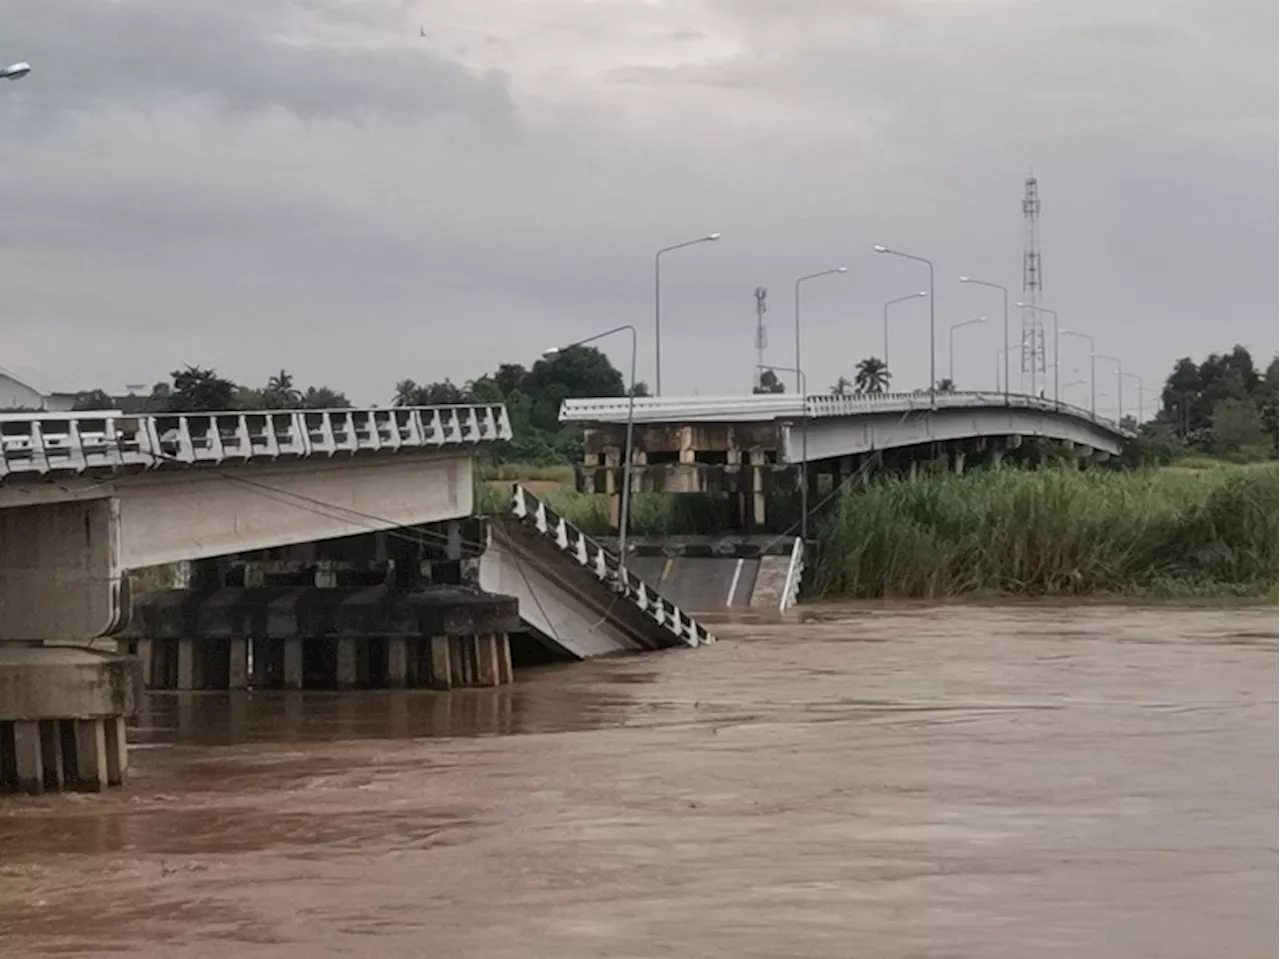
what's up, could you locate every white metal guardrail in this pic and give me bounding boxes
[560,390,1131,436]
[0,405,512,479]
[508,484,716,648]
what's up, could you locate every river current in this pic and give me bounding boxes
[0,604,1275,957]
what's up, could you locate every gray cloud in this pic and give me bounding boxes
[4,0,515,122]
[1,0,1274,407]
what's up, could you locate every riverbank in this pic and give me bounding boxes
[480,463,1279,600]
[809,464,1277,600]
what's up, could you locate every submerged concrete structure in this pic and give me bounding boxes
[0,405,511,793]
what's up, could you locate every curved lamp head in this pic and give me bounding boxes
[541,347,561,358]
[1,62,31,80]
[835,266,848,273]
[959,275,972,282]
[916,290,928,297]
[872,245,888,253]
[704,232,721,241]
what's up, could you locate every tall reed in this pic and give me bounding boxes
[809,465,1278,598]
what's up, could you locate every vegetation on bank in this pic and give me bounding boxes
[808,465,1278,600]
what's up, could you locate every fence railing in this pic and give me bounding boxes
[508,484,716,648]
[0,405,512,479]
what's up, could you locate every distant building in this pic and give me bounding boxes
[0,366,78,412]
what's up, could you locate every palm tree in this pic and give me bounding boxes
[264,369,302,407]
[392,379,421,407]
[853,356,891,394]
[830,376,855,396]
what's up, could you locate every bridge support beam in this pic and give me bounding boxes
[127,587,520,691]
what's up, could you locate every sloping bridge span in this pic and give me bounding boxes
[479,485,716,660]
[560,390,1130,460]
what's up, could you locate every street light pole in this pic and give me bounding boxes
[1122,371,1145,424]
[758,364,809,547]
[876,246,935,396]
[882,291,927,382]
[995,345,1017,392]
[543,325,639,585]
[794,267,847,394]
[654,233,720,396]
[958,277,1009,403]
[1017,303,1059,404]
[1061,330,1096,418]
[1094,353,1123,423]
[948,317,986,386]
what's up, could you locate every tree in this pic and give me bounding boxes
[753,369,785,394]
[853,356,890,394]
[935,378,956,393]
[166,366,236,412]
[71,389,116,411]
[830,376,854,396]
[301,386,350,409]
[263,369,302,409]
[393,378,474,406]
[1210,398,1269,461]
[520,346,626,433]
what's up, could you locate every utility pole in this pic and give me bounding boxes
[753,287,768,390]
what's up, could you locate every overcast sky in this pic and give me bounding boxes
[3,0,1276,408]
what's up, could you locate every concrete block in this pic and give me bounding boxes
[73,718,108,793]
[104,715,127,787]
[228,637,249,689]
[282,637,303,689]
[12,720,43,795]
[429,635,452,689]
[176,637,196,691]
[39,719,64,790]
[386,636,408,688]
[336,637,358,689]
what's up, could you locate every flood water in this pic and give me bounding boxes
[0,605,1275,958]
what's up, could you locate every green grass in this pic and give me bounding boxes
[809,464,1279,599]
[477,462,575,484]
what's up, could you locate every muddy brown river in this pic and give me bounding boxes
[0,605,1275,957]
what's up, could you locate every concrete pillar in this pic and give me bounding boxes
[135,638,154,687]
[449,636,468,687]
[73,718,108,793]
[39,720,64,791]
[386,636,408,689]
[476,635,499,687]
[496,633,514,685]
[991,448,1005,468]
[12,720,43,795]
[282,638,304,689]
[228,637,249,689]
[749,450,767,531]
[104,715,127,787]
[429,635,452,689]
[176,637,197,691]
[336,637,358,689]
[953,449,967,475]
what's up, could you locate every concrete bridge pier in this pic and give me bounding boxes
[0,499,142,794]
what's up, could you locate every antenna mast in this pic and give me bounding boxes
[753,286,768,389]
[1021,174,1045,392]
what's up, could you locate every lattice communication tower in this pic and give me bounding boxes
[1021,174,1046,391]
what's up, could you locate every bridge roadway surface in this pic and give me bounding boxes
[560,389,1131,460]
